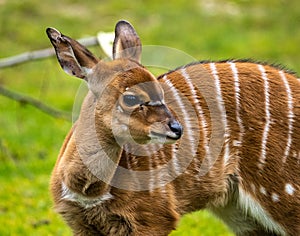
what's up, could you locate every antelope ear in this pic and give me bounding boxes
[46,28,99,80]
[113,20,142,63]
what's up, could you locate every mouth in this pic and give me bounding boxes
[149,131,181,144]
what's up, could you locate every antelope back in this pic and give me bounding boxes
[159,60,300,235]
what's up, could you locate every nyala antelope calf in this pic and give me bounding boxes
[47,20,300,236]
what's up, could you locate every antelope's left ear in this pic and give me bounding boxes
[46,27,99,80]
[113,20,142,63]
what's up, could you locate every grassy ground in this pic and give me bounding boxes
[0,0,299,235]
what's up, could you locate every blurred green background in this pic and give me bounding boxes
[0,0,299,235]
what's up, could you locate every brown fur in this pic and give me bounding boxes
[47,21,300,235]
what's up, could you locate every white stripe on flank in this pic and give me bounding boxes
[161,75,196,174]
[125,152,139,189]
[228,62,245,142]
[149,144,167,190]
[148,145,155,191]
[171,143,181,176]
[162,76,195,154]
[279,71,294,164]
[181,68,210,161]
[210,63,230,166]
[258,64,271,168]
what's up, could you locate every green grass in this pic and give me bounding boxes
[1,0,300,235]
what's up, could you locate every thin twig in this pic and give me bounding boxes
[0,32,114,120]
[0,85,72,121]
[0,36,98,68]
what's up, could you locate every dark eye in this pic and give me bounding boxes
[123,95,141,107]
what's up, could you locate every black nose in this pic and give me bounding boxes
[168,120,183,139]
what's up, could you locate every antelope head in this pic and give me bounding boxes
[46,20,182,146]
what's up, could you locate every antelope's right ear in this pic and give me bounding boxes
[113,20,142,63]
[46,28,99,80]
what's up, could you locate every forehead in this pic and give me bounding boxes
[134,81,164,101]
[92,59,164,100]
[114,63,164,100]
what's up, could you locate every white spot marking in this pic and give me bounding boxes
[250,183,256,193]
[259,186,267,195]
[293,150,297,158]
[258,64,271,169]
[285,183,295,195]
[271,193,280,202]
[210,63,230,166]
[279,71,294,164]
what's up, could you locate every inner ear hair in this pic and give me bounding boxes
[46,27,99,79]
[113,20,142,62]
[63,35,99,69]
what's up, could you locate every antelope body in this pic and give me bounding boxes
[47,21,300,236]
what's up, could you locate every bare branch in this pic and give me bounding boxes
[0,85,72,121]
[0,32,115,121]
[0,36,98,68]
